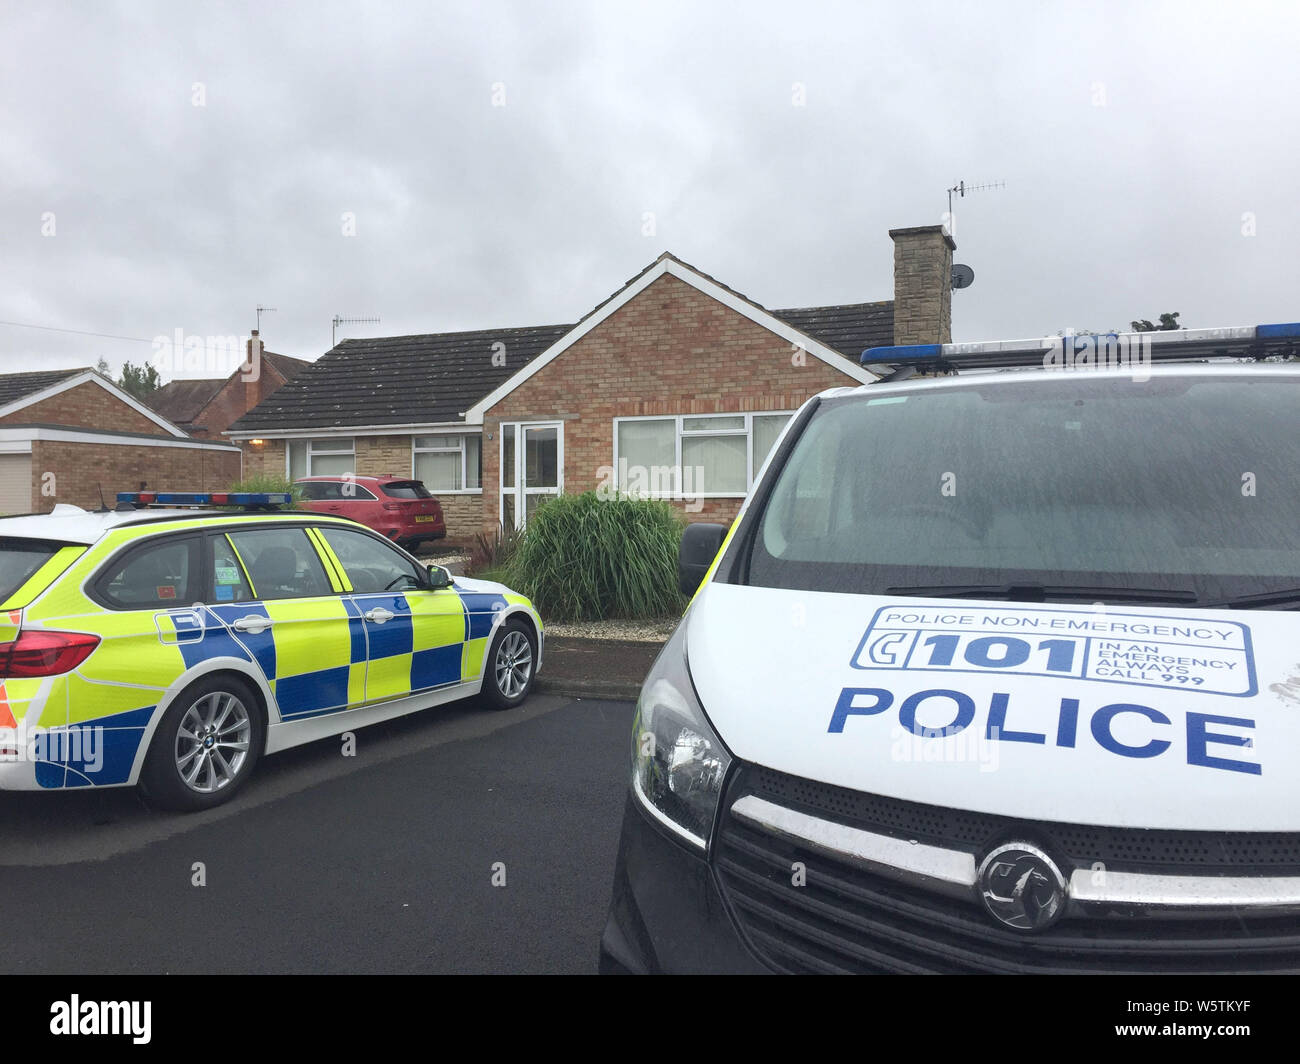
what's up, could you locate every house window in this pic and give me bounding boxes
[681,415,747,494]
[287,438,355,479]
[413,434,482,492]
[614,412,795,497]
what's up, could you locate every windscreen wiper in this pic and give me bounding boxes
[883,584,1199,604]
[1204,588,1300,610]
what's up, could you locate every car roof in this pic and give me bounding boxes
[814,360,1300,404]
[295,474,416,482]
[0,506,330,545]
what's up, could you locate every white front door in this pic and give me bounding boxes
[499,422,563,530]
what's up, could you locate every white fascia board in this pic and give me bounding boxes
[0,426,240,452]
[0,371,189,437]
[224,422,476,441]
[462,258,878,424]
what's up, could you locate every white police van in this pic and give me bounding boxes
[601,323,1300,973]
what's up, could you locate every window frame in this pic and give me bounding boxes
[207,531,257,605]
[612,412,797,499]
[412,432,482,494]
[89,532,204,611]
[286,437,357,478]
[315,524,429,594]
[223,524,336,602]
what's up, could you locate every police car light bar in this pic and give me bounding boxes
[116,491,292,509]
[861,322,1300,372]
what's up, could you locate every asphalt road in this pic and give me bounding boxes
[1,694,635,974]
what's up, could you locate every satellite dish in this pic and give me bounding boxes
[951,263,975,290]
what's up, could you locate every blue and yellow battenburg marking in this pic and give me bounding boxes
[3,510,536,790]
[14,586,517,787]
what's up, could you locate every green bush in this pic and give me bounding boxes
[504,492,687,621]
[225,472,303,509]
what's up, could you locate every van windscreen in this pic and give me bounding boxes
[744,375,1300,606]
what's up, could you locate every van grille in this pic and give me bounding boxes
[713,765,1300,974]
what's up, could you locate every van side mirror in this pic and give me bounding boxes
[426,564,454,589]
[678,522,728,596]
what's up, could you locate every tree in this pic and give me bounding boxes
[95,357,110,376]
[118,360,162,399]
[1131,312,1181,332]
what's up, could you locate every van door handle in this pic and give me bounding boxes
[365,607,394,624]
[232,615,272,634]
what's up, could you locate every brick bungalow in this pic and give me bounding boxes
[0,368,243,514]
[228,225,955,539]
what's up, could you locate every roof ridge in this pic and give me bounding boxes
[774,299,894,313]
[333,322,574,348]
[0,366,86,381]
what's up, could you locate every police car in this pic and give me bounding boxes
[0,492,541,811]
[601,323,1300,974]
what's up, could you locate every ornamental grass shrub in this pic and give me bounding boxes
[503,492,686,621]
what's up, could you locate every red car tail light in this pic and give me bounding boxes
[0,631,101,678]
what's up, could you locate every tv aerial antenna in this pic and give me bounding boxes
[256,304,277,331]
[944,180,1005,239]
[332,315,380,348]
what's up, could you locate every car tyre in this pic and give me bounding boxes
[140,674,265,812]
[481,617,537,711]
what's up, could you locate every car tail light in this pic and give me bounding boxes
[382,502,404,511]
[0,631,101,678]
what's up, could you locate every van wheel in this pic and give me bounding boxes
[482,619,536,710]
[141,675,264,812]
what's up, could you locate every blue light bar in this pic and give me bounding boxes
[865,343,943,362]
[1256,322,1300,340]
[861,322,1300,370]
[116,491,292,507]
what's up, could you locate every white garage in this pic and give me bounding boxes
[0,451,32,516]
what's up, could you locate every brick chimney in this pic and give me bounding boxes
[890,225,956,344]
[242,330,264,409]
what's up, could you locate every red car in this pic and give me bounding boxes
[294,475,447,549]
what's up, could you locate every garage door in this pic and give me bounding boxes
[0,453,32,516]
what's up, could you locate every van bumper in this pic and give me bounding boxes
[599,791,767,974]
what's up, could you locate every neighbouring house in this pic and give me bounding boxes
[228,225,956,540]
[147,332,310,438]
[0,368,243,515]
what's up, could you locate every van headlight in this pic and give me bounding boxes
[631,619,731,850]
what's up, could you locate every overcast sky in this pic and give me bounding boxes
[3,0,1298,380]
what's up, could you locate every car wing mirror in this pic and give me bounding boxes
[426,564,454,590]
[678,522,728,596]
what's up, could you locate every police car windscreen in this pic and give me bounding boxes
[747,375,1300,604]
[0,538,64,602]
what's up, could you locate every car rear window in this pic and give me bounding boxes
[380,481,433,499]
[0,538,73,604]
